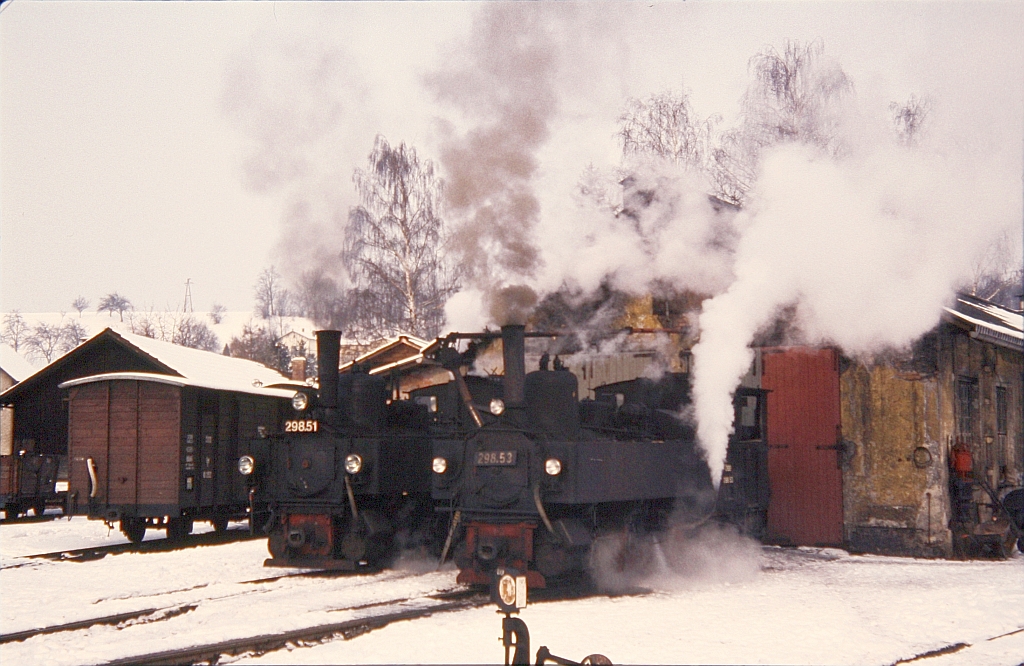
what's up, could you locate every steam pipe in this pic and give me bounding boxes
[316,330,342,409]
[454,371,484,428]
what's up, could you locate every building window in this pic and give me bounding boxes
[996,386,1009,470]
[995,386,1008,435]
[956,377,978,442]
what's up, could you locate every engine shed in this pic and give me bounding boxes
[756,294,1023,558]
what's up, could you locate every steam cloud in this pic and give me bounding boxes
[692,141,1020,485]
[432,9,1020,488]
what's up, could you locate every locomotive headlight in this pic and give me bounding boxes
[489,398,505,416]
[237,455,255,476]
[344,454,363,474]
[544,458,562,476]
[291,392,309,411]
[432,457,448,474]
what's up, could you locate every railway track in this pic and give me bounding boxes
[1,528,260,570]
[101,588,486,666]
[0,566,429,646]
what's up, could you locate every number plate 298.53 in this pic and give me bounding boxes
[284,419,319,433]
[476,450,517,466]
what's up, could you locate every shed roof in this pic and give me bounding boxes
[339,334,431,373]
[1,344,36,383]
[1,327,291,403]
[58,371,298,399]
[945,293,1023,352]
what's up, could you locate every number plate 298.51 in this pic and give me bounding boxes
[284,419,319,433]
[476,450,517,466]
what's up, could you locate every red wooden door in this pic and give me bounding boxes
[762,348,844,547]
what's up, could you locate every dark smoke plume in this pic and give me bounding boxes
[427,4,562,326]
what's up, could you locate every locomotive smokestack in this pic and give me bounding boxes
[316,330,342,409]
[501,324,526,407]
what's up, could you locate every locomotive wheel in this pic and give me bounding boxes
[121,518,147,544]
[32,500,47,518]
[211,515,229,533]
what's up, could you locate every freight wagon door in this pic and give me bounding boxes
[762,348,843,547]
[198,399,219,508]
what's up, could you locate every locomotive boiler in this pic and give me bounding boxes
[242,330,440,568]
[421,325,769,588]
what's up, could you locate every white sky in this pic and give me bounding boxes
[2,1,1022,314]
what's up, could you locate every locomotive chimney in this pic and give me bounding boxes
[501,324,526,407]
[316,330,342,409]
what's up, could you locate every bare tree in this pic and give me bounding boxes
[742,39,852,152]
[296,268,347,329]
[618,90,720,173]
[227,320,287,372]
[890,95,931,147]
[254,266,291,320]
[208,303,227,325]
[98,292,133,321]
[25,322,65,364]
[711,39,854,204]
[1,311,29,352]
[344,135,460,339]
[59,320,88,353]
[173,314,219,352]
[72,296,90,317]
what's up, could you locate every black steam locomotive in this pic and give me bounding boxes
[422,325,769,588]
[241,331,440,568]
[243,325,769,583]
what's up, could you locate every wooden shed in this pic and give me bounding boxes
[61,372,296,541]
[757,294,1023,558]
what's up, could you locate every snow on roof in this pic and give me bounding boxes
[945,294,1023,352]
[109,329,292,393]
[0,344,36,383]
[340,334,433,372]
[58,371,298,399]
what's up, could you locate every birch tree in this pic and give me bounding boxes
[344,136,460,339]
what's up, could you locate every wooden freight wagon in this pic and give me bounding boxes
[1,453,64,519]
[61,372,296,542]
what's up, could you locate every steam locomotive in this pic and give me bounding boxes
[244,325,769,585]
[241,330,441,568]
[421,325,768,588]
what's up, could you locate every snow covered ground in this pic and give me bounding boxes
[1,516,1021,665]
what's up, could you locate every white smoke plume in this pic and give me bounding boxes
[693,140,1021,486]
[589,522,762,594]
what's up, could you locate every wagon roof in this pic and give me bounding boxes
[944,293,1023,352]
[58,371,298,399]
[1,327,290,403]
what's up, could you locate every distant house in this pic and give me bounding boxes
[277,330,315,357]
[0,328,292,459]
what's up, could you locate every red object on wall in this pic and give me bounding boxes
[761,348,844,547]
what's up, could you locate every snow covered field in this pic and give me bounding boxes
[1,516,1021,665]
